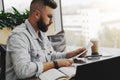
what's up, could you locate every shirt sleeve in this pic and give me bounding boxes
[7,33,43,79]
[51,51,67,60]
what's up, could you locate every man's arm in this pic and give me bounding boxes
[43,59,73,72]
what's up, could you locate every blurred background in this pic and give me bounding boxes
[1,0,120,53]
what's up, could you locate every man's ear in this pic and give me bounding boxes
[35,10,41,20]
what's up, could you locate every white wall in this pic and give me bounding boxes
[0,0,3,10]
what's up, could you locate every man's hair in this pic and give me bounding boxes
[30,0,57,14]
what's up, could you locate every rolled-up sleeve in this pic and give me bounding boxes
[7,33,43,79]
[35,62,43,76]
[51,51,67,60]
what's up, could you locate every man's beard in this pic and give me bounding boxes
[37,18,50,32]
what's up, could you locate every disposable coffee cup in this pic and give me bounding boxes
[90,39,99,55]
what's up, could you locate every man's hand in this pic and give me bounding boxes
[66,47,87,58]
[75,47,87,58]
[57,59,73,67]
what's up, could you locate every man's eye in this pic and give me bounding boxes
[48,15,53,19]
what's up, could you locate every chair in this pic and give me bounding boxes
[0,44,6,80]
[48,30,66,52]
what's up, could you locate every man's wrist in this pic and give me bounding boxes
[53,60,59,69]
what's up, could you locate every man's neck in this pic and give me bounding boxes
[28,18,40,36]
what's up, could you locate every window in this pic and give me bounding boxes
[61,0,120,54]
[4,0,32,12]
[0,0,4,10]
[3,0,63,36]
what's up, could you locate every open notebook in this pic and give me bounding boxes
[39,67,76,80]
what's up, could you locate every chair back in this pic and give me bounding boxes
[0,44,6,80]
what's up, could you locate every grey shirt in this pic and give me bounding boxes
[6,19,67,80]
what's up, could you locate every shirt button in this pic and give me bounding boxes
[36,54,40,58]
[48,53,51,55]
[48,51,52,55]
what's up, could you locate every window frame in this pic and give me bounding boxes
[0,0,4,10]
[47,0,63,35]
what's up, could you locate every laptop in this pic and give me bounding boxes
[75,56,120,80]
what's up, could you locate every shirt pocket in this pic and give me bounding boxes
[30,50,41,62]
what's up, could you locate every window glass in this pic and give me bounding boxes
[61,0,120,53]
[4,0,32,12]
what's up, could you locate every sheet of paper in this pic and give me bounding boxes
[39,68,67,80]
[58,67,76,78]
[75,42,93,58]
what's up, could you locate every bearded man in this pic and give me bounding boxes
[6,0,86,80]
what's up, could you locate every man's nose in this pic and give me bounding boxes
[49,19,53,24]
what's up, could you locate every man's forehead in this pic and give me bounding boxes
[43,6,53,13]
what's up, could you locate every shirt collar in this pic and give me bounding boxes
[25,19,40,39]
